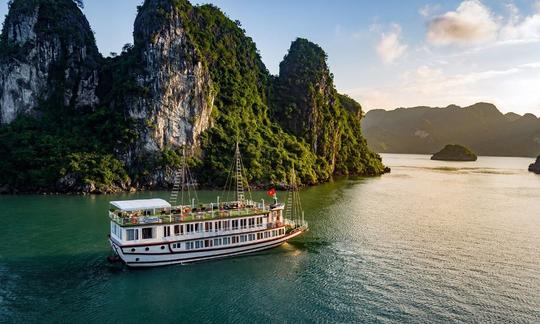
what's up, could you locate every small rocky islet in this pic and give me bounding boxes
[431,144,478,161]
[528,156,540,174]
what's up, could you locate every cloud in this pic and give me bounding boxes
[419,4,441,18]
[376,24,407,64]
[499,3,540,41]
[425,0,540,46]
[426,0,499,46]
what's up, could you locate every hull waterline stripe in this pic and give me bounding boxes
[113,229,304,266]
[126,241,286,265]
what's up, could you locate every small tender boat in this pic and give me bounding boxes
[108,144,308,267]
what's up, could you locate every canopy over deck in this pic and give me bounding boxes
[110,199,171,211]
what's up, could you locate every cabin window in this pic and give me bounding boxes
[232,236,238,244]
[163,226,171,237]
[205,222,213,232]
[215,221,221,232]
[223,220,230,231]
[257,233,262,240]
[213,238,221,246]
[204,240,212,248]
[187,224,193,233]
[223,237,230,245]
[240,235,247,243]
[126,229,138,241]
[248,218,255,228]
[174,225,179,235]
[240,219,247,229]
[232,220,238,230]
[142,227,153,239]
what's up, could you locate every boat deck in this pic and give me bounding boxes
[109,203,281,227]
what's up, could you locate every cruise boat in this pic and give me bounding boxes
[107,144,308,267]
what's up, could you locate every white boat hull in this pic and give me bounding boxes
[109,228,306,267]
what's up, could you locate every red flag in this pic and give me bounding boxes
[267,188,276,197]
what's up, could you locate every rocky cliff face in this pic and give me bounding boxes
[272,38,339,156]
[128,0,213,152]
[271,38,384,178]
[0,0,100,124]
[0,0,386,193]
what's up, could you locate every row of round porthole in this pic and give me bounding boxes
[130,245,166,252]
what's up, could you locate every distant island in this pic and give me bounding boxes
[529,156,540,174]
[362,102,540,157]
[431,144,477,161]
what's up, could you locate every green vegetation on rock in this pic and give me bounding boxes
[431,144,478,161]
[0,0,386,193]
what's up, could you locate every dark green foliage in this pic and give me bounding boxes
[0,0,386,193]
[63,152,129,190]
[170,4,319,185]
[271,38,385,179]
[0,104,134,191]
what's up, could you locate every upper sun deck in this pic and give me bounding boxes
[109,198,283,227]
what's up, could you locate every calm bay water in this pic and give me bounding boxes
[1,154,539,323]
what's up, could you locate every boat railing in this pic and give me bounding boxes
[109,204,271,226]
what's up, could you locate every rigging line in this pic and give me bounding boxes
[220,152,232,202]
[181,147,186,207]
[186,162,199,206]
[238,148,252,203]
[222,152,235,204]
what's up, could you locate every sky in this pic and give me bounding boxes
[1,0,540,115]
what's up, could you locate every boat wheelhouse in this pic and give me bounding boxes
[108,144,308,267]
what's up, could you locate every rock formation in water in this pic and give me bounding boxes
[528,156,540,174]
[0,0,386,193]
[0,0,100,124]
[271,38,386,177]
[431,144,478,161]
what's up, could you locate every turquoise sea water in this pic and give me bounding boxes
[1,154,539,323]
